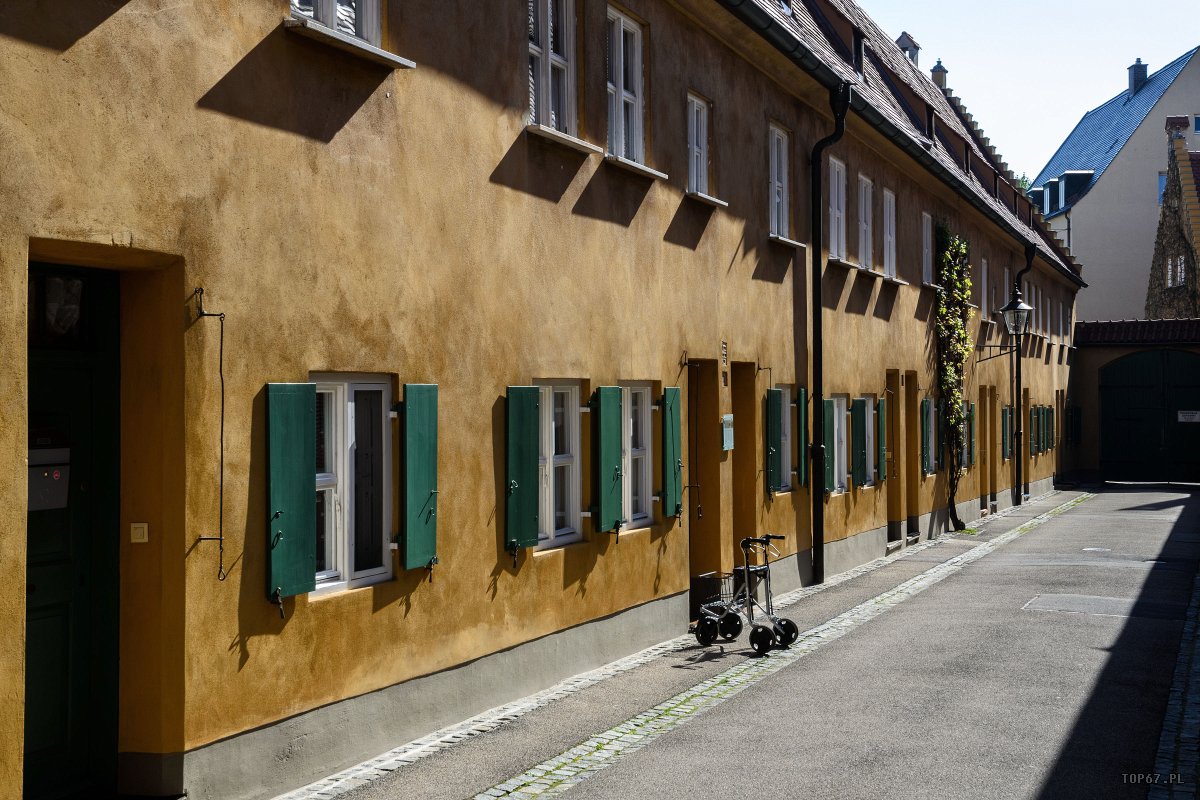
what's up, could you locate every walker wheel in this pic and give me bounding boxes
[695,616,719,646]
[774,618,799,648]
[718,614,743,641]
[749,624,775,655]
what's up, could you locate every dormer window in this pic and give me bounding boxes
[853,30,864,75]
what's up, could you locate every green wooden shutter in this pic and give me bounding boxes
[402,384,438,570]
[935,401,944,471]
[797,388,808,488]
[1050,407,1056,450]
[1001,407,1010,460]
[594,387,623,532]
[876,397,887,481]
[823,399,835,491]
[1030,407,1037,456]
[661,387,683,517]
[969,403,976,467]
[851,398,867,487]
[921,398,931,474]
[267,383,317,601]
[766,388,783,492]
[506,386,539,550]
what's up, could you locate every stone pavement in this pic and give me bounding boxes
[276,487,1200,800]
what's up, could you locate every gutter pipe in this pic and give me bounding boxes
[1012,245,1035,505]
[808,82,853,585]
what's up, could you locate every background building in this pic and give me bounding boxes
[1029,47,1200,321]
[1145,115,1200,316]
[0,2,1080,798]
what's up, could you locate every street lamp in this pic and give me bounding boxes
[999,294,1033,338]
[1000,288,1033,505]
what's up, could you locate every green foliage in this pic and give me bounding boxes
[934,224,973,528]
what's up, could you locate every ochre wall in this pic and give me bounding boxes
[0,0,1078,794]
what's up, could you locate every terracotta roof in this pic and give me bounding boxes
[1074,319,1200,345]
[720,0,1082,284]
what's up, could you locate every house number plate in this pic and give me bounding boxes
[1179,411,1200,423]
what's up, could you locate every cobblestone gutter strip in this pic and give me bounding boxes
[471,493,1095,800]
[1150,568,1200,799]
[274,493,1081,800]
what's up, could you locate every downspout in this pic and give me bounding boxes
[1012,244,1035,505]
[808,81,853,585]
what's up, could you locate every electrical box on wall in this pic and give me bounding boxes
[721,414,734,451]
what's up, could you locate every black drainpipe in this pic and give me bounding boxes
[1012,244,1035,505]
[808,81,853,585]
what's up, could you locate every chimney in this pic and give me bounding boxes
[896,31,920,67]
[931,59,948,90]
[1129,58,1148,95]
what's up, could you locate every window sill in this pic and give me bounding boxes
[604,154,668,181]
[880,274,909,286]
[852,265,882,279]
[826,257,857,270]
[921,281,944,291]
[686,190,730,209]
[309,571,393,599]
[534,535,586,555]
[769,233,806,249]
[283,17,416,70]
[980,318,996,327]
[525,124,603,156]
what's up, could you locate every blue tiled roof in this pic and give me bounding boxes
[1033,47,1198,216]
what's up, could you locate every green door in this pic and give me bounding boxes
[1100,350,1200,483]
[25,265,120,798]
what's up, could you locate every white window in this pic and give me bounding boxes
[622,386,653,526]
[313,376,393,590]
[778,384,793,491]
[537,383,581,548]
[882,189,896,278]
[921,212,933,284]
[1002,267,1011,313]
[829,157,847,259]
[291,0,381,46]
[861,396,876,486]
[1167,257,1177,288]
[528,0,576,134]
[606,8,643,163]
[981,258,989,312]
[858,175,873,268]
[769,125,790,236]
[832,395,849,492]
[687,94,710,195]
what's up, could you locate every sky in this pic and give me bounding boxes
[858,0,1198,181]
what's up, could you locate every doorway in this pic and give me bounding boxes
[25,264,120,799]
[1100,350,1200,482]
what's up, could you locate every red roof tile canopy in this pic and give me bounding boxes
[1074,319,1200,346]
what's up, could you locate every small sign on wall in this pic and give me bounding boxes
[722,414,734,451]
[1179,411,1200,423]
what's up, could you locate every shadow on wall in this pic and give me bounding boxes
[752,240,792,284]
[490,134,590,203]
[0,0,129,50]
[572,165,651,227]
[664,199,714,251]
[873,281,898,321]
[198,25,391,143]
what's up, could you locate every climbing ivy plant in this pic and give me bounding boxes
[934,223,974,531]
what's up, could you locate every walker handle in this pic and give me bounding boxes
[764,534,785,541]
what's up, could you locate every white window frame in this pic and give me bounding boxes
[769,124,790,237]
[858,175,873,269]
[606,7,644,163]
[861,395,876,487]
[622,385,653,526]
[537,383,582,549]
[829,157,847,259]
[312,375,393,592]
[528,0,577,134]
[687,93,710,195]
[882,188,896,278]
[778,384,793,491]
[924,398,937,475]
[1001,267,1011,313]
[291,0,381,47]
[921,212,934,284]
[833,395,849,493]
[981,258,989,313]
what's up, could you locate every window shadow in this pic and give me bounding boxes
[197,25,391,143]
[663,198,714,251]
[0,0,129,51]
[1035,487,1200,799]
[844,271,874,316]
[489,133,590,203]
[572,164,651,227]
[821,264,851,310]
[752,243,792,284]
[872,280,898,321]
[914,289,934,322]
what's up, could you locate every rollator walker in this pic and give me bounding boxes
[689,534,799,655]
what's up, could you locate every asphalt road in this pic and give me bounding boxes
[334,487,1200,800]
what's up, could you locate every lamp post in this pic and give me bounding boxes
[999,289,1033,505]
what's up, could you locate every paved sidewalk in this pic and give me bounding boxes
[278,489,1104,800]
